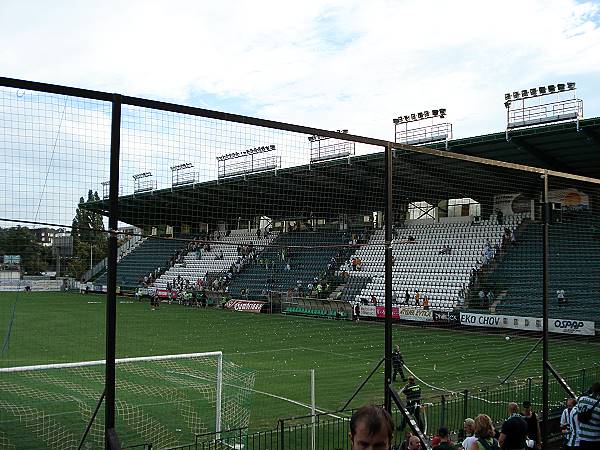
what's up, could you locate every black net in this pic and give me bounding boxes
[1,78,599,450]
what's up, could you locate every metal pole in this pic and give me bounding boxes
[384,143,393,412]
[311,369,316,450]
[105,94,122,449]
[541,171,549,449]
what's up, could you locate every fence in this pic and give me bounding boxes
[1,76,599,449]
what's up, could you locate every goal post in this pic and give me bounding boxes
[0,351,254,450]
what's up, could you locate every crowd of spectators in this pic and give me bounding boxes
[349,381,600,449]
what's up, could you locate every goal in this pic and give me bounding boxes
[0,351,255,449]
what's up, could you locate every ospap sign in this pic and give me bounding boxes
[551,319,593,335]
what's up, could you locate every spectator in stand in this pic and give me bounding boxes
[521,401,541,450]
[405,290,411,305]
[422,297,430,310]
[348,405,394,450]
[561,398,579,450]
[577,381,600,449]
[487,291,495,305]
[371,295,377,306]
[499,402,528,450]
[479,290,486,305]
[557,289,567,307]
[469,414,499,450]
[434,427,456,450]
[414,290,420,306]
[460,418,476,450]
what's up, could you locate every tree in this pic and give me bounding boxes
[0,226,51,274]
[68,190,107,279]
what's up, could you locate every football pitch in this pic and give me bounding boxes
[1,291,599,440]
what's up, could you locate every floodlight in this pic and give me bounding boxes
[521,90,528,97]
[308,136,315,142]
[393,118,400,125]
[548,84,556,93]
[342,129,348,134]
[567,82,576,90]
[424,111,430,118]
[439,108,447,118]
[512,91,520,99]
[410,113,416,120]
[504,101,511,109]
[505,93,511,100]
[432,109,439,117]
[404,115,410,122]
[530,88,537,96]
[539,86,547,94]
[417,112,424,119]
[557,83,565,91]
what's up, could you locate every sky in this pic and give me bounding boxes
[1,0,600,229]
[2,0,600,141]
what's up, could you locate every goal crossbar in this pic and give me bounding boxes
[0,351,224,434]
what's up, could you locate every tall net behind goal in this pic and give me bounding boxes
[0,351,255,449]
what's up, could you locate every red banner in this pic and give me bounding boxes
[225,299,266,313]
[360,305,432,322]
[155,289,177,299]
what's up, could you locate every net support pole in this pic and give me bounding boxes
[216,352,223,437]
[311,368,316,450]
[106,94,122,450]
[384,143,393,413]
[541,171,549,450]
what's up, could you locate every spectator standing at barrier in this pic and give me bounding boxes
[577,381,600,449]
[499,402,528,450]
[422,297,429,310]
[522,401,541,450]
[405,290,410,305]
[354,303,360,323]
[461,418,477,450]
[400,377,423,432]
[348,405,394,450]
[392,344,407,382]
[434,427,457,450]
[561,398,579,450]
[469,414,499,450]
[414,290,420,306]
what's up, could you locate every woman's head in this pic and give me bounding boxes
[474,414,495,439]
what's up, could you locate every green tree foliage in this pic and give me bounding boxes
[0,226,52,274]
[68,190,107,279]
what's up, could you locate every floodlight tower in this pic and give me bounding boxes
[393,109,452,149]
[308,129,355,163]
[170,163,195,187]
[132,172,155,194]
[504,82,582,140]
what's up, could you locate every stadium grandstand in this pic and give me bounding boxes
[82,117,600,329]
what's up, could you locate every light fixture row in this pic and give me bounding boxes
[505,82,575,101]
[393,109,446,124]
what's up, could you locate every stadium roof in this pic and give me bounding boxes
[429,116,600,178]
[85,117,600,228]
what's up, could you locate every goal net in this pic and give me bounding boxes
[0,351,256,449]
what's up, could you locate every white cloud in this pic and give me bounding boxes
[1,0,599,140]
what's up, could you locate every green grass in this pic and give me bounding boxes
[1,291,599,449]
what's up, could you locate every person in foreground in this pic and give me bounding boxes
[469,414,500,450]
[349,405,395,450]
